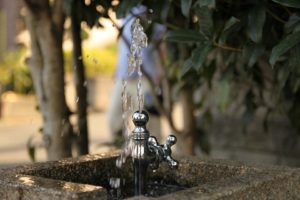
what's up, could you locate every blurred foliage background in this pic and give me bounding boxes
[64,44,117,77]
[110,0,300,154]
[0,47,33,94]
[0,44,117,93]
[1,0,299,159]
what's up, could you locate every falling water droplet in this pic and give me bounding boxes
[116,157,122,168]
[109,178,121,189]
[92,58,98,64]
[83,81,88,87]
[76,97,79,103]
[78,56,82,60]
[123,146,130,156]
[149,9,153,14]
[148,20,152,24]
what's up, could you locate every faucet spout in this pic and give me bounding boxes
[131,110,178,196]
[131,111,151,160]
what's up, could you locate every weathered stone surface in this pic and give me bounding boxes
[0,152,299,199]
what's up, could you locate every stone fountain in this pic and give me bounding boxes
[0,110,299,199]
[1,110,299,199]
[0,149,300,199]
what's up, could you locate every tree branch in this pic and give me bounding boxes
[266,9,286,24]
[52,0,65,36]
[24,0,49,18]
[213,42,242,52]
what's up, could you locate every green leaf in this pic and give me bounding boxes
[220,17,241,43]
[202,61,216,87]
[195,7,213,38]
[27,146,36,162]
[247,6,266,43]
[160,0,171,21]
[242,44,264,67]
[223,17,240,32]
[180,43,212,77]
[115,0,141,18]
[277,64,290,89]
[271,0,300,8]
[180,66,199,82]
[191,43,212,70]
[195,0,216,9]
[217,80,230,112]
[26,135,37,162]
[292,78,300,93]
[288,45,300,92]
[285,14,300,34]
[164,30,206,43]
[181,0,192,17]
[249,47,264,67]
[181,58,194,77]
[269,31,300,65]
[288,44,300,73]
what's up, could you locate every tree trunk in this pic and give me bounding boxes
[24,0,73,160]
[179,86,196,155]
[71,0,89,155]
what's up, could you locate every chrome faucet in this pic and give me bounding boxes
[131,110,178,195]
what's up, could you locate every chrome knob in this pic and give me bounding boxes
[166,135,177,146]
[163,135,178,169]
[132,110,149,127]
[148,134,179,169]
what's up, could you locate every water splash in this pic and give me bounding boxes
[128,18,148,112]
[110,18,148,192]
[109,178,121,188]
[116,18,148,170]
[108,177,122,199]
[116,79,132,169]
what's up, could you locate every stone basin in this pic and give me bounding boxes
[0,152,299,199]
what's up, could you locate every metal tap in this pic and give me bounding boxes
[131,110,178,195]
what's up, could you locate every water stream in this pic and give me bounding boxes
[118,17,147,167]
[110,18,148,198]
